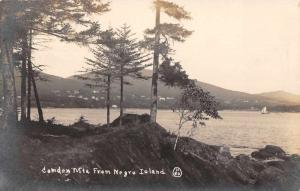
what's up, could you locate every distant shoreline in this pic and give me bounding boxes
[26,107,300,113]
[2,106,299,113]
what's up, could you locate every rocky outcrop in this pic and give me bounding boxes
[251,145,287,160]
[0,115,299,190]
[110,113,150,127]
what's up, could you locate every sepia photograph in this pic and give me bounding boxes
[0,0,300,190]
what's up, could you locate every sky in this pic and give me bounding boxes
[34,0,300,95]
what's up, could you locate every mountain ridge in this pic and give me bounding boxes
[1,70,300,110]
[43,70,300,109]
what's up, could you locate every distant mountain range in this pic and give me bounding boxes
[257,91,300,105]
[2,70,300,111]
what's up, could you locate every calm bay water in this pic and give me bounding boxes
[32,108,300,156]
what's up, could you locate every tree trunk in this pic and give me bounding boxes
[0,39,18,129]
[27,64,43,123]
[174,121,183,151]
[20,34,28,122]
[27,31,32,121]
[106,74,111,128]
[27,64,32,121]
[12,59,18,122]
[119,67,124,127]
[27,30,44,123]
[174,114,183,151]
[174,129,181,151]
[33,82,43,123]
[30,70,44,123]
[150,2,161,123]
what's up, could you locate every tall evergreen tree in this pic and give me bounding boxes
[0,0,110,128]
[114,25,151,127]
[81,26,150,127]
[27,29,44,122]
[20,29,43,122]
[81,29,118,128]
[145,0,192,122]
[0,0,20,129]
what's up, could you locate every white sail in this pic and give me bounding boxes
[261,106,268,114]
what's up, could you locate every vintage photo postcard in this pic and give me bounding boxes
[0,0,299,190]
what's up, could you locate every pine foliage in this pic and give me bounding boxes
[113,25,151,80]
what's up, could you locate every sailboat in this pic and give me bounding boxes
[261,106,269,114]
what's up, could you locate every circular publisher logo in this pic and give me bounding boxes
[172,167,182,178]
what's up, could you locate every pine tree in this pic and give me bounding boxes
[114,25,151,127]
[0,0,110,128]
[20,29,44,122]
[27,29,44,122]
[159,58,191,88]
[0,0,20,129]
[145,0,193,123]
[81,26,150,127]
[81,29,118,128]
